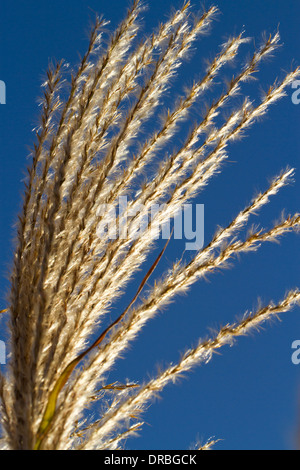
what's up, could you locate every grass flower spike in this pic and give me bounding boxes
[0,0,299,451]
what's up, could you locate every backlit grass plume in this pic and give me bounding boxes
[0,0,299,450]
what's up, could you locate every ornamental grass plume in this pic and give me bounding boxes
[0,0,299,450]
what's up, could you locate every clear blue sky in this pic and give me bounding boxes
[0,0,299,450]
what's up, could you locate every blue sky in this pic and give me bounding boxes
[0,0,299,450]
